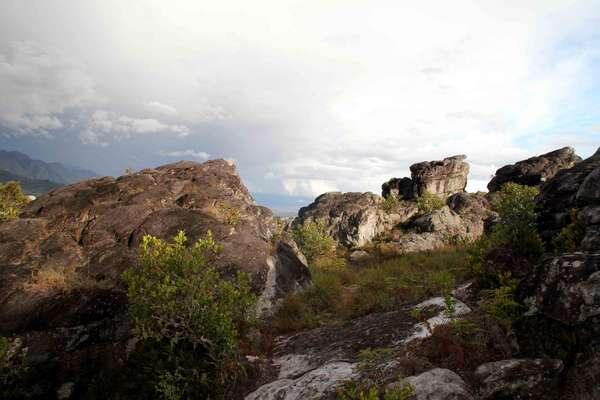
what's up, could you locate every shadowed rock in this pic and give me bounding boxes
[488,147,581,193]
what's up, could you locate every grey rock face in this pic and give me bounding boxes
[382,155,469,200]
[525,253,600,325]
[381,202,490,255]
[536,147,600,244]
[245,296,471,399]
[394,368,473,400]
[488,147,581,192]
[475,358,563,399]
[295,192,417,247]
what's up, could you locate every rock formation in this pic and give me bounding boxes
[382,155,469,200]
[0,160,310,397]
[294,192,417,247]
[487,146,581,192]
[536,147,600,244]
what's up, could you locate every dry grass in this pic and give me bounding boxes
[270,245,479,333]
[23,265,106,295]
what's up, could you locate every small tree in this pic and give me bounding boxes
[0,181,29,222]
[292,218,336,263]
[416,191,445,214]
[122,231,256,399]
[489,182,543,260]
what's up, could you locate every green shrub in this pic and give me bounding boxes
[335,380,414,400]
[489,182,544,260]
[552,208,586,253]
[416,191,445,214]
[384,383,415,400]
[0,181,29,222]
[380,196,401,213]
[292,218,336,262]
[122,231,256,399]
[480,274,522,330]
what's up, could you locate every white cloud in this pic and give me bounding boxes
[158,149,210,161]
[145,101,177,115]
[81,110,189,146]
[1,1,600,196]
[0,41,98,135]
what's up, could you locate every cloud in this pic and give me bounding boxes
[1,1,600,197]
[145,101,177,115]
[0,41,98,135]
[81,110,190,146]
[158,149,210,161]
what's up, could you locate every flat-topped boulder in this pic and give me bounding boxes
[488,147,581,192]
[382,155,469,200]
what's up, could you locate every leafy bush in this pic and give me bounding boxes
[416,191,445,214]
[0,181,29,222]
[480,284,522,330]
[489,182,544,260]
[292,218,336,263]
[380,195,401,213]
[122,231,256,399]
[335,380,414,400]
[552,208,586,253]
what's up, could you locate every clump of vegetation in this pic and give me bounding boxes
[336,380,414,400]
[292,218,336,263]
[0,181,29,222]
[415,191,444,214]
[380,195,401,213]
[23,265,106,295]
[218,202,241,226]
[0,337,28,396]
[271,245,477,333]
[488,182,544,260]
[357,347,394,372]
[122,231,256,399]
[480,273,522,330]
[552,208,586,253]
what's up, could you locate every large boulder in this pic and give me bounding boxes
[523,253,600,326]
[379,199,491,255]
[391,368,474,400]
[536,147,600,244]
[0,160,310,397]
[244,296,471,399]
[295,192,417,248]
[474,358,563,399]
[383,155,469,200]
[488,147,581,192]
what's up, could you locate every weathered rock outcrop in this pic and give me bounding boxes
[394,368,474,400]
[524,253,600,325]
[245,296,471,399]
[295,192,417,247]
[488,147,581,193]
[379,194,493,255]
[0,160,310,397]
[474,358,563,399]
[536,147,600,244]
[382,155,469,200]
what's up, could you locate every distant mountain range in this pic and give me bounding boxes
[0,150,97,195]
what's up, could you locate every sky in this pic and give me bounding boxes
[1,0,600,209]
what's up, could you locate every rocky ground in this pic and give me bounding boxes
[1,146,599,399]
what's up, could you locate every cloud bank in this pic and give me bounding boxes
[1,0,599,197]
